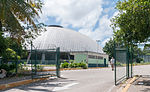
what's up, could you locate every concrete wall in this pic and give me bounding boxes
[73,52,109,67]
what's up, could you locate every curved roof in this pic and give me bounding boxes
[32,27,103,53]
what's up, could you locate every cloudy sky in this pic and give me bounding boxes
[39,0,119,47]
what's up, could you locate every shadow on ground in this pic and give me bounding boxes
[133,75,150,92]
[1,77,76,92]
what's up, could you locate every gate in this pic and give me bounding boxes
[114,44,133,85]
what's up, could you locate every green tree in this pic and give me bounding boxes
[103,38,115,59]
[0,33,7,56]
[0,19,7,56]
[0,0,43,56]
[0,0,43,43]
[143,44,150,55]
[111,0,150,44]
[2,48,20,63]
[5,37,28,58]
[133,46,143,58]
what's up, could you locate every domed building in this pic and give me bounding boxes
[31,25,108,67]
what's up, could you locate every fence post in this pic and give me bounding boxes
[15,45,19,75]
[126,47,130,79]
[15,56,18,75]
[56,47,60,78]
[131,44,133,78]
[114,42,117,85]
[35,49,37,75]
[31,41,33,79]
[104,58,106,67]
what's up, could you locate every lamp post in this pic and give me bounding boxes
[96,40,101,67]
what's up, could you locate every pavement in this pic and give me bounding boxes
[128,76,150,92]
[119,65,150,92]
[1,65,150,92]
[127,65,150,92]
[1,68,116,92]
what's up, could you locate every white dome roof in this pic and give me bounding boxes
[32,27,103,53]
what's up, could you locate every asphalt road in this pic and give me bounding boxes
[2,68,115,92]
[128,65,150,92]
[133,65,150,76]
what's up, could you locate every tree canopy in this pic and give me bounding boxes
[0,0,43,43]
[103,38,115,59]
[0,0,43,58]
[111,0,150,44]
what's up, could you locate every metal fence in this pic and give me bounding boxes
[30,47,60,79]
[114,44,133,85]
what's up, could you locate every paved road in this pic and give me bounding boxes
[133,65,150,76]
[1,68,115,92]
[128,65,150,92]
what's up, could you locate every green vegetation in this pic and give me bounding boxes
[2,48,21,63]
[116,61,123,67]
[103,0,150,62]
[133,62,150,66]
[61,61,88,69]
[0,63,16,76]
[61,62,69,68]
[37,65,44,71]
[0,63,16,72]
[0,0,43,59]
[103,38,115,59]
[111,0,150,43]
[0,0,43,42]
[0,0,44,77]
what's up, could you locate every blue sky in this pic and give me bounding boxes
[39,0,119,47]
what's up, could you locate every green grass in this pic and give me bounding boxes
[133,62,150,66]
[115,61,150,67]
[39,64,55,67]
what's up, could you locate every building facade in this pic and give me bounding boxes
[30,26,108,67]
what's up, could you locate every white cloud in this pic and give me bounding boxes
[101,38,111,47]
[39,0,118,47]
[40,0,103,28]
[79,13,117,47]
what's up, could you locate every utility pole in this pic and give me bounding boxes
[96,40,101,67]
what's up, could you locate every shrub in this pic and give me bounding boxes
[69,60,74,63]
[0,63,16,72]
[37,65,44,71]
[18,63,23,70]
[136,58,143,63]
[69,63,74,68]
[0,64,10,71]
[9,63,16,70]
[79,62,88,69]
[74,63,79,68]
[116,62,122,66]
[69,63,79,68]
[23,62,27,67]
[61,62,69,68]
[61,61,88,69]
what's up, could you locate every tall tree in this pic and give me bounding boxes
[0,0,43,43]
[103,38,115,59]
[0,21,6,56]
[111,0,150,44]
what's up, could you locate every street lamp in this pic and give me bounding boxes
[96,40,101,53]
[96,40,101,67]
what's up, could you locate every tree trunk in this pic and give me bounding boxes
[0,20,2,32]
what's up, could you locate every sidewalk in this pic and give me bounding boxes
[113,75,150,92]
[128,75,150,92]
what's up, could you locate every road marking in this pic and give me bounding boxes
[52,83,78,91]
